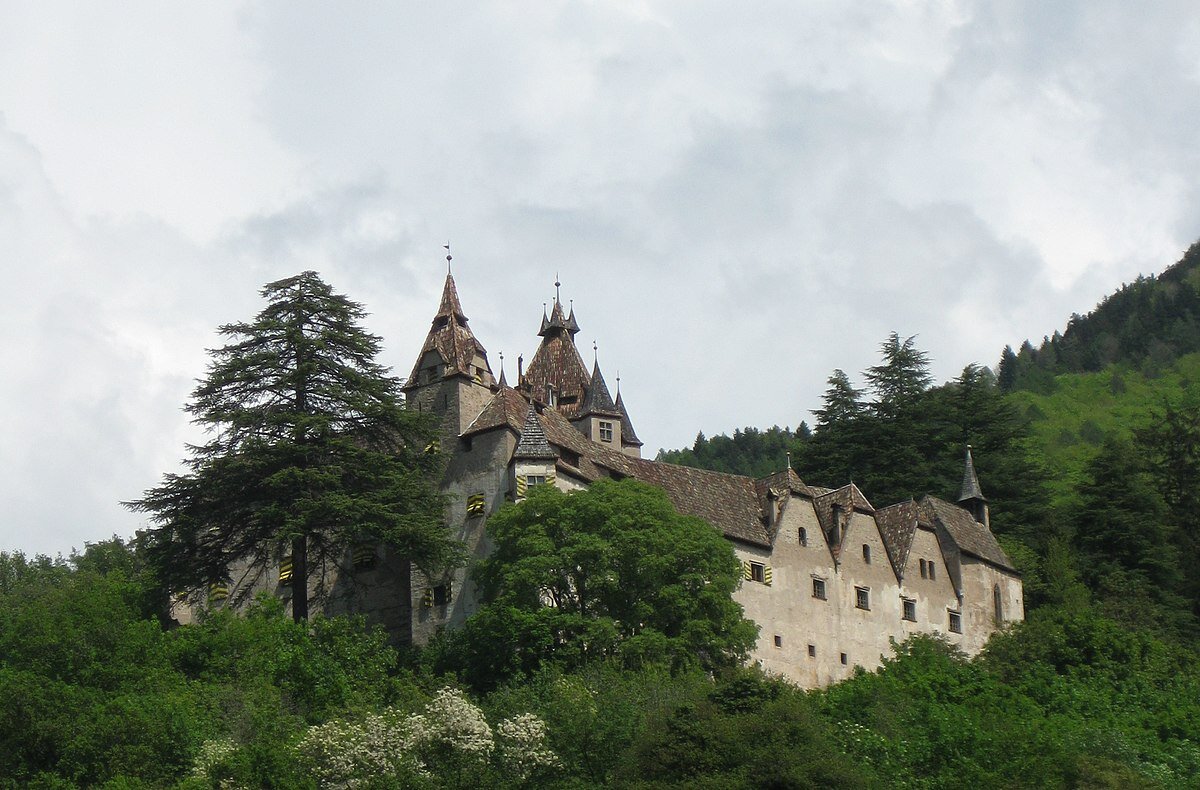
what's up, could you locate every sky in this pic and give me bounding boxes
[3,1,1200,557]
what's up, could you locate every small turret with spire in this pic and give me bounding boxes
[958,445,990,528]
[521,276,591,415]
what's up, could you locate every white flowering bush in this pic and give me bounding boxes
[188,734,240,777]
[497,713,559,779]
[293,686,557,788]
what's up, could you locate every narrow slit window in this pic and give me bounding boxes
[862,544,871,563]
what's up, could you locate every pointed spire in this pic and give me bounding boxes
[615,385,642,447]
[566,300,580,336]
[513,404,558,460]
[435,272,469,326]
[498,351,508,388]
[578,358,621,418]
[539,303,549,335]
[404,258,491,391]
[958,445,986,503]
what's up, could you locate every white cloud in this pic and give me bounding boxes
[1,1,1199,555]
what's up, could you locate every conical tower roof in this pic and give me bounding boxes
[578,359,621,418]
[615,389,642,447]
[404,273,491,389]
[513,404,558,460]
[522,285,590,415]
[958,445,986,503]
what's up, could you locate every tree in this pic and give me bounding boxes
[812,369,864,429]
[864,332,932,416]
[438,480,758,691]
[129,272,455,622]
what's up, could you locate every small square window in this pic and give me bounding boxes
[902,598,917,622]
[599,421,613,442]
[526,474,547,487]
[949,610,962,633]
[433,583,451,606]
[807,644,816,658]
[750,562,766,584]
[862,544,871,563]
[773,634,782,648]
[840,652,848,665]
[812,578,827,600]
[856,587,870,610]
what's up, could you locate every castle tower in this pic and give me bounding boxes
[519,283,591,415]
[572,357,624,446]
[402,271,496,437]
[958,445,990,528]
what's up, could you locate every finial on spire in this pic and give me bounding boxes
[555,274,561,304]
[786,451,792,470]
[443,242,452,274]
[616,370,621,396]
[593,340,598,365]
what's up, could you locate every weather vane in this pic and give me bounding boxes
[443,242,452,274]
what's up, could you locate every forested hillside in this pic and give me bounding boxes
[4,252,1200,787]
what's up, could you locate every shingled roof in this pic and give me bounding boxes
[404,274,491,389]
[874,499,921,579]
[513,404,558,460]
[534,407,771,546]
[461,386,529,438]
[521,299,591,417]
[920,495,1014,572]
[577,360,621,418]
[615,390,642,447]
[958,446,986,503]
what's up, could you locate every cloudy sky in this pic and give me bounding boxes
[3,1,1199,556]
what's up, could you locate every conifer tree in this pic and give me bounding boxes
[129,272,455,621]
[864,332,932,416]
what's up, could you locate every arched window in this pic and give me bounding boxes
[798,527,808,547]
[862,544,871,563]
[994,584,1004,624]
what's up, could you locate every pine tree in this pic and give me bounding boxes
[129,272,456,621]
[864,333,932,417]
[812,369,864,429]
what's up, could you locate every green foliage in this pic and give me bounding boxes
[436,480,758,691]
[128,271,455,621]
[622,669,872,788]
[656,424,806,478]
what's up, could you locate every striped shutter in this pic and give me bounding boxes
[279,556,293,583]
[742,560,753,581]
[516,475,527,498]
[763,565,773,586]
[466,493,486,516]
[547,468,556,484]
[209,582,229,604]
[424,439,440,455]
[352,545,376,569]
[422,588,433,607]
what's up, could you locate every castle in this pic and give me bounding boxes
[400,270,1023,687]
[197,268,1023,688]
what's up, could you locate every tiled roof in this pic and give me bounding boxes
[521,323,591,417]
[874,499,920,578]
[513,404,558,460]
[404,274,491,388]
[461,386,529,438]
[578,360,621,418]
[536,408,772,546]
[958,446,986,502]
[812,484,875,553]
[615,391,643,447]
[920,495,1014,571]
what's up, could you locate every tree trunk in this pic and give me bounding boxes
[292,534,308,622]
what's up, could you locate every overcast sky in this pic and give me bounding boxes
[3,1,1199,557]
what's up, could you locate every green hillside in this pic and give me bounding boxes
[1010,353,1200,511]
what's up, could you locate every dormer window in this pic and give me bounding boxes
[599,421,613,442]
